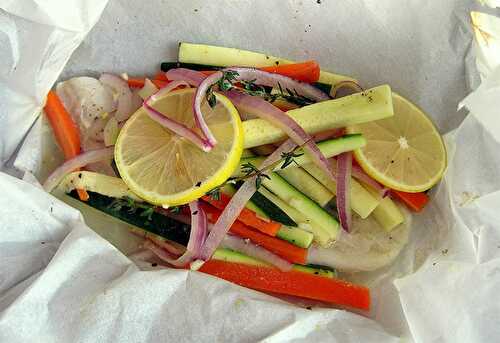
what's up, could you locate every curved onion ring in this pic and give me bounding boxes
[43,147,114,192]
[142,81,211,152]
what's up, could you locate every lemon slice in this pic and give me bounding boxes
[114,88,243,206]
[347,93,446,192]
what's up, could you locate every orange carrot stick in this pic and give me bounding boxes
[44,91,89,201]
[260,61,320,83]
[391,190,429,212]
[127,78,169,89]
[202,194,281,236]
[199,259,371,310]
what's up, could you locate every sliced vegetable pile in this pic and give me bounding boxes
[43,43,447,311]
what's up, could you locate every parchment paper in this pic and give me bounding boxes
[2,1,500,342]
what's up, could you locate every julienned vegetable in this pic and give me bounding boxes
[199,259,370,310]
[44,91,89,201]
[300,162,379,219]
[212,248,335,278]
[220,234,293,271]
[391,190,429,212]
[242,85,393,148]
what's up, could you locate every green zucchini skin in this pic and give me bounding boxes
[69,191,190,246]
[250,191,297,227]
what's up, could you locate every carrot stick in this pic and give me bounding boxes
[202,194,281,236]
[260,61,320,83]
[127,78,148,88]
[45,91,81,158]
[127,78,169,89]
[153,71,168,81]
[200,202,307,264]
[391,190,429,212]
[44,91,89,201]
[151,79,169,88]
[199,259,370,310]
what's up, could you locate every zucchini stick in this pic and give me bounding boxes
[301,162,379,219]
[242,85,393,148]
[364,187,405,231]
[178,42,355,85]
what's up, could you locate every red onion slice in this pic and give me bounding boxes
[145,201,207,267]
[143,85,211,152]
[99,73,134,122]
[224,90,337,184]
[336,152,352,232]
[351,164,389,198]
[144,240,184,265]
[150,80,191,102]
[166,68,205,87]
[148,235,185,256]
[200,139,297,260]
[43,147,114,192]
[221,235,292,272]
[224,67,329,102]
[192,71,223,148]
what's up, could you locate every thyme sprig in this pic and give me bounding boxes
[206,71,315,109]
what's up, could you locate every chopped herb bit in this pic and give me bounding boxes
[280,150,304,169]
[206,187,221,200]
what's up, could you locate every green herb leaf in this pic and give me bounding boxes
[206,187,221,201]
[280,151,305,169]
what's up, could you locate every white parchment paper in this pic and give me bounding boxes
[2,1,500,342]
